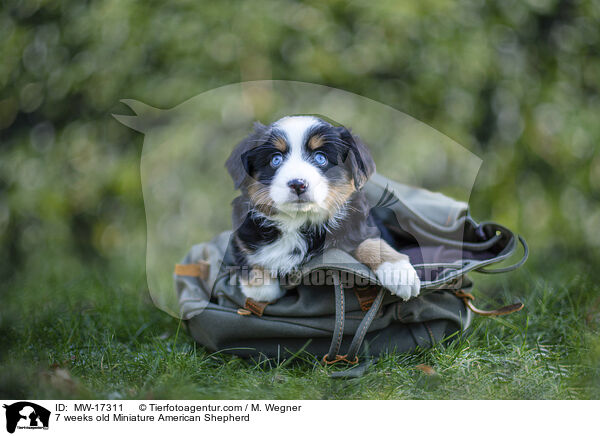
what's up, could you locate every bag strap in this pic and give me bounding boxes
[409,220,503,250]
[244,298,269,316]
[323,270,386,365]
[345,287,386,362]
[323,271,347,363]
[354,285,379,311]
[174,260,210,279]
[455,289,524,316]
[475,235,529,274]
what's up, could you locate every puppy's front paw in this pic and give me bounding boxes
[240,268,285,302]
[375,260,421,301]
[240,281,285,302]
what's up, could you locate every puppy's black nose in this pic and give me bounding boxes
[288,179,307,195]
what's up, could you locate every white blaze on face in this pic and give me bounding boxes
[269,116,329,213]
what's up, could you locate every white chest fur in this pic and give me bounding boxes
[246,226,308,275]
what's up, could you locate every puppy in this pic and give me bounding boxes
[226,115,420,302]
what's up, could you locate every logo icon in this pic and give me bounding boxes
[2,402,50,434]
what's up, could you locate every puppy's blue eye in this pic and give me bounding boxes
[314,152,328,166]
[270,153,283,168]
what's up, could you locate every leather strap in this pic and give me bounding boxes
[244,298,269,317]
[322,354,358,365]
[174,261,210,279]
[455,290,524,316]
[323,273,385,365]
[476,235,529,274]
[323,272,346,363]
[329,357,374,378]
[345,287,385,362]
[354,285,379,311]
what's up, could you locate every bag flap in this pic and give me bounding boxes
[365,173,469,233]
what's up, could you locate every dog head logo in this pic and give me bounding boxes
[114,81,481,316]
[3,402,50,433]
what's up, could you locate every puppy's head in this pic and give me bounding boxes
[226,116,375,221]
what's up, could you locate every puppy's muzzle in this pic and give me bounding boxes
[287,179,308,196]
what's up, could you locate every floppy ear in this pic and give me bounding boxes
[225,122,267,189]
[336,127,376,189]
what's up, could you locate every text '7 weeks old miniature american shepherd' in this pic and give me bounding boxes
[226,115,420,302]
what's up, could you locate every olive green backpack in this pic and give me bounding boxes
[174,173,528,373]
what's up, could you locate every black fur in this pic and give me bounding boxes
[226,117,378,272]
[225,121,269,190]
[335,126,376,189]
[231,193,378,269]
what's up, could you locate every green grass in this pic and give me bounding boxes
[1,261,599,399]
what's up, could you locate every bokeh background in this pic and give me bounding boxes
[1,0,599,398]
[1,0,598,286]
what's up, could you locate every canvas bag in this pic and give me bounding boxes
[175,173,528,365]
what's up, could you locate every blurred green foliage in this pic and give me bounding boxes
[1,0,599,284]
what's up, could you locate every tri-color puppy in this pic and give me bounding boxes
[226,115,420,302]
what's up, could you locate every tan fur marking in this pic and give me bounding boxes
[247,180,275,215]
[307,134,324,150]
[273,136,288,152]
[234,234,252,256]
[324,178,355,213]
[354,238,409,270]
